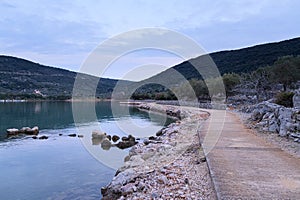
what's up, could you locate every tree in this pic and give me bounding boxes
[270,56,300,91]
[222,73,240,94]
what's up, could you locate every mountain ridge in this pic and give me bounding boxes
[1,36,300,99]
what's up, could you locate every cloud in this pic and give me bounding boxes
[0,0,299,79]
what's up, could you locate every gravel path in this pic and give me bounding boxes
[199,110,300,199]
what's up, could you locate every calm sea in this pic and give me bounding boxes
[0,101,172,200]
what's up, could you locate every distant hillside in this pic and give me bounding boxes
[133,37,300,92]
[0,56,131,99]
[1,37,300,100]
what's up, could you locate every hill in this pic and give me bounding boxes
[130,37,300,95]
[0,56,131,99]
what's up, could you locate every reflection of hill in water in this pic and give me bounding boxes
[0,101,174,140]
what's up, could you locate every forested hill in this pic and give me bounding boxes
[0,56,131,99]
[142,37,300,86]
[1,37,300,100]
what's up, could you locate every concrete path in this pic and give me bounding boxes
[199,110,300,200]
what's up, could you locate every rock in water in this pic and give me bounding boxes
[116,141,138,149]
[68,133,77,137]
[38,135,48,140]
[92,131,107,140]
[112,135,120,142]
[101,138,112,150]
[31,126,39,135]
[106,135,112,141]
[6,128,19,136]
[7,126,39,137]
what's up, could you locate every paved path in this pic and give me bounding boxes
[199,110,300,200]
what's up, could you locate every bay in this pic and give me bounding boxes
[0,101,172,200]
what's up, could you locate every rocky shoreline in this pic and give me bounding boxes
[101,103,216,199]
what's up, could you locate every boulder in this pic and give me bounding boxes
[156,128,163,136]
[116,140,138,149]
[6,128,19,136]
[92,138,102,145]
[293,90,300,108]
[112,135,120,142]
[31,126,39,135]
[68,133,77,137]
[7,126,39,137]
[278,108,292,137]
[92,131,107,140]
[101,138,112,150]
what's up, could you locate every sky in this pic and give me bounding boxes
[0,0,300,81]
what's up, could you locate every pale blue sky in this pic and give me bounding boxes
[0,0,299,80]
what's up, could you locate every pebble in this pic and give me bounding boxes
[101,104,215,200]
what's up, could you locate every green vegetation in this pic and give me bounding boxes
[0,55,131,100]
[130,55,300,102]
[270,56,300,91]
[1,37,300,101]
[275,92,294,107]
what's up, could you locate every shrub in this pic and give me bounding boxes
[275,92,294,107]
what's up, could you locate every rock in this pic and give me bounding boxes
[156,128,164,136]
[143,139,150,145]
[184,178,189,184]
[278,108,292,137]
[92,138,102,145]
[293,90,300,108]
[120,183,135,195]
[68,133,76,137]
[20,127,31,133]
[6,128,19,136]
[290,133,300,139]
[157,175,168,185]
[77,135,84,138]
[106,135,111,141]
[149,136,156,140]
[59,133,63,136]
[38,135,48,140]
[124,155,131,162]
[92,131,107,140]
[151,192,159,199]
[7,126,39,137]
[21,126,39,135]
[101,138,112,150]
[116,140,137,149]
[32,136,38,139]
[268,122,279,132]
[112,135,120,142]
[101,169,136,199]
[31,126,39,135]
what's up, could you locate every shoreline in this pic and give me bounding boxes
[101,103,216,199]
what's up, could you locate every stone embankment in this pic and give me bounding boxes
[250,101,300,142]
[101,103,216,200]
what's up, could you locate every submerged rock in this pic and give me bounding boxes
[101,138,112,150]
[38,135,48,140]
